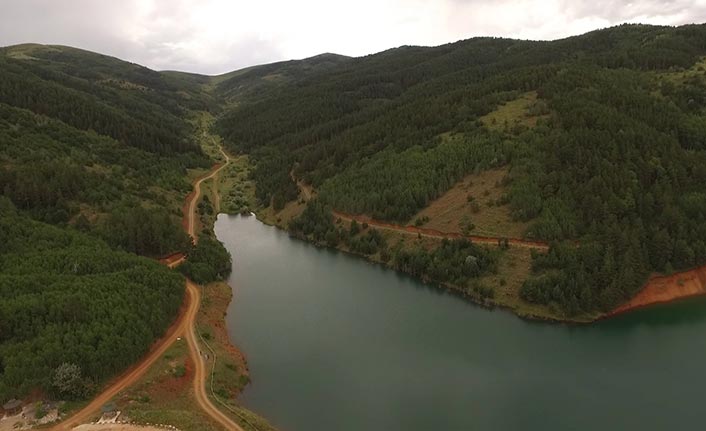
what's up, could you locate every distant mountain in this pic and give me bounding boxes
[0,43,214,153]
[212,52,351,103]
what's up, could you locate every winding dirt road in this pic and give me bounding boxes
[294,176,549,250]
[332,211,550,250]
[180,147,244,431]
[51,148,241,431]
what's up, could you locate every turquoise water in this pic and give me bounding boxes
[217,214,706,430]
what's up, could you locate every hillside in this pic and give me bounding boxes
[212,53,350,104]
[0,45,221,402]
[0,198,184,400]
[216,23,706,317]
[1,21,706,409]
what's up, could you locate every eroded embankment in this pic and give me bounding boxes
[608,265,706,317]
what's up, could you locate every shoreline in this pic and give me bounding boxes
[249,210,706,324]
[250,212,595,324]
[603,265,706,320]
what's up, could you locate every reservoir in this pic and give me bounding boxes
[217,214,706,430]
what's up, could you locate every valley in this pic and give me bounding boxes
[1,22,706,430]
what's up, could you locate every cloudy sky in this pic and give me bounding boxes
[0,0,705,75]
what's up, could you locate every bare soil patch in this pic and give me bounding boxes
[609,265,706,317]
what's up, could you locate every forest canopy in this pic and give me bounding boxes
[0,199,185,399]
[216,23,706,315]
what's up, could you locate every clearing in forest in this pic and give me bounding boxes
[479,91,548,131]
[411,167,529,239]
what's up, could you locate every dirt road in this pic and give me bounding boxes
[51,147,241,431]
[184,280,244,431]
[291,176,548,251]
[180,147,244,430]
[49,287,194,431]
[332,211,550,251]
[188,148,230,241]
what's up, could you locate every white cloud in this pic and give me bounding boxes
[0,0,703,74]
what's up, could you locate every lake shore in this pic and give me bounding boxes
[252,207,706,324]
[605,265,706,319]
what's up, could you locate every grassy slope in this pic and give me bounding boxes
[214,23,706,320]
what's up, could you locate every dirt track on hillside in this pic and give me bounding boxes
[294,178,706,317]
[331,211,550,250]
[51,148,241,431]
[293,177,549,250]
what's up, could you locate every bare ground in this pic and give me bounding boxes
[608,265,706,317]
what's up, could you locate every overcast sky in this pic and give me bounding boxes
[1,0,705,75]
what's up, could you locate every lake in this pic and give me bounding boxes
[216,214,706,430]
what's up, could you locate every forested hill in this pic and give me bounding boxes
[0,198,184,400]
[212,53,350,104]
[0,44,217,153]
[216,23,706,315]
[2,23,706,400]
[0,45,216,401]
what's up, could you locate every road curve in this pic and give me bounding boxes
[188,149,230,241]
[51,147,241,431]
[48,277,193,431]
[184,280,244,431]
[181,147,244,431]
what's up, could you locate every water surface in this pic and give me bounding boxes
[217,214,706,430]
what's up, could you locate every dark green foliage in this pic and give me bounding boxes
[0,44,217,402]
[394,238,498,286]
[319,133,508,221]
[348,229,387,255]
[97,205,191,257]
[289,200,337,243]
[217,24,706,213]
[0,63,210,256]
[511,65,706,314]
[214,53,350,104]
[290,200,388,254]
[217,24,706,314]
[0,200,184,400]
[179,237,232,284]
[0,45,212,153]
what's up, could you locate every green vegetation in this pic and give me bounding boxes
[394,238,499,288]
[0,45,218,403]
[290,200,498,290]
[217,24,706,316]
[179,236,232,284]
[0,199,184,399]
[2,24,706,408]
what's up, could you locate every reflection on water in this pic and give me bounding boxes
[217,214,706,431]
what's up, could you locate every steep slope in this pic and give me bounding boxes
[0,43,215,252]
[216,23,706,317]
[0,45,221,404]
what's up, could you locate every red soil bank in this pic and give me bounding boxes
[608,265,706,317]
